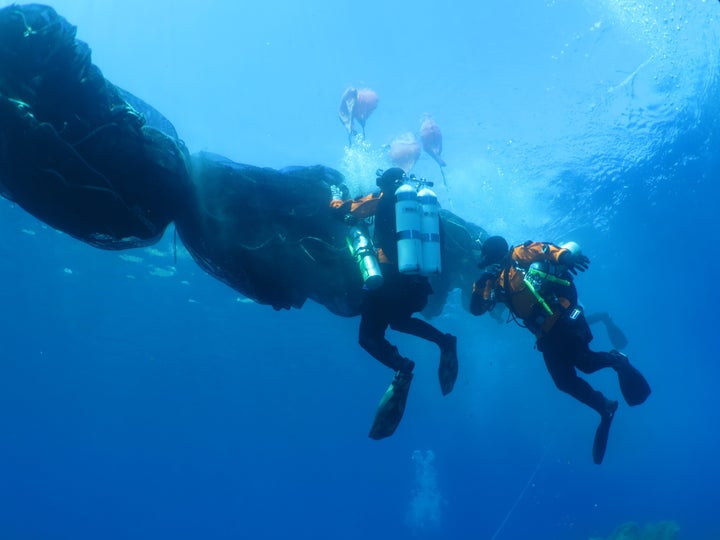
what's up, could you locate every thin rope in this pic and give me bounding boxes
[488,443,551,540]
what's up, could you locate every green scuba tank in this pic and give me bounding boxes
[523,261,571,315]
[347,226,384,289]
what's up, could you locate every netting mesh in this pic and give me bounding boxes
[0,3,487,317]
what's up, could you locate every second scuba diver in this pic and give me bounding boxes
[470,236,651,464]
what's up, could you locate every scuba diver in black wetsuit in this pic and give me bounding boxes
[330,168,458,439]
[470,236,650,464]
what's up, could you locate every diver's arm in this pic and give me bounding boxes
[470,277,496,316]
[329,192,382,219]
[512,241,568,265]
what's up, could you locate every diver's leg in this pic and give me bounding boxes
[361,305,415,440]
[608,350,652,406]
[574,345,650,405]
[584,312,609,325]
[389,316,458,395]
[574,347,622,374]
[389,316,445,344]
[358,310,414,373]
[541,345,618,465]
[558,316,622,375]
[541,347,611,415]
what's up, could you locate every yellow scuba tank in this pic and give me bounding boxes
[347,225,384,289]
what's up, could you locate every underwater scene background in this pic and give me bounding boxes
[0,1,718,539]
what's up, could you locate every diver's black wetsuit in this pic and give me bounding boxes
[357,186,446,373]
[536,314,623,414]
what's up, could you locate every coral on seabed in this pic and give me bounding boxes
[590,521,680,540]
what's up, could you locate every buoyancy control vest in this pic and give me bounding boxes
[501,253,577,336]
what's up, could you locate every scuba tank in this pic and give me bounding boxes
[418,184,441,275]
[395,182,422,274]
[523,261,571,315]
[347,225,384,289]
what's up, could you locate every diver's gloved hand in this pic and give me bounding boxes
[478,263,502,283]
[560,252,590,275]
[330,185,344,202]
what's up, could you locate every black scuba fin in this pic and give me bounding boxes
[586,313,629,350]
[368,371,413,440]
[612,351,651,406]
[438,334,458,396]
[604,317,629,350]
[592,400,618,465]
[618,364,651,406]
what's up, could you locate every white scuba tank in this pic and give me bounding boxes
[418,185,441,275]
[395,182,422,274]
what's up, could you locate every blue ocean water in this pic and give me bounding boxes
[0,1,718,539]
